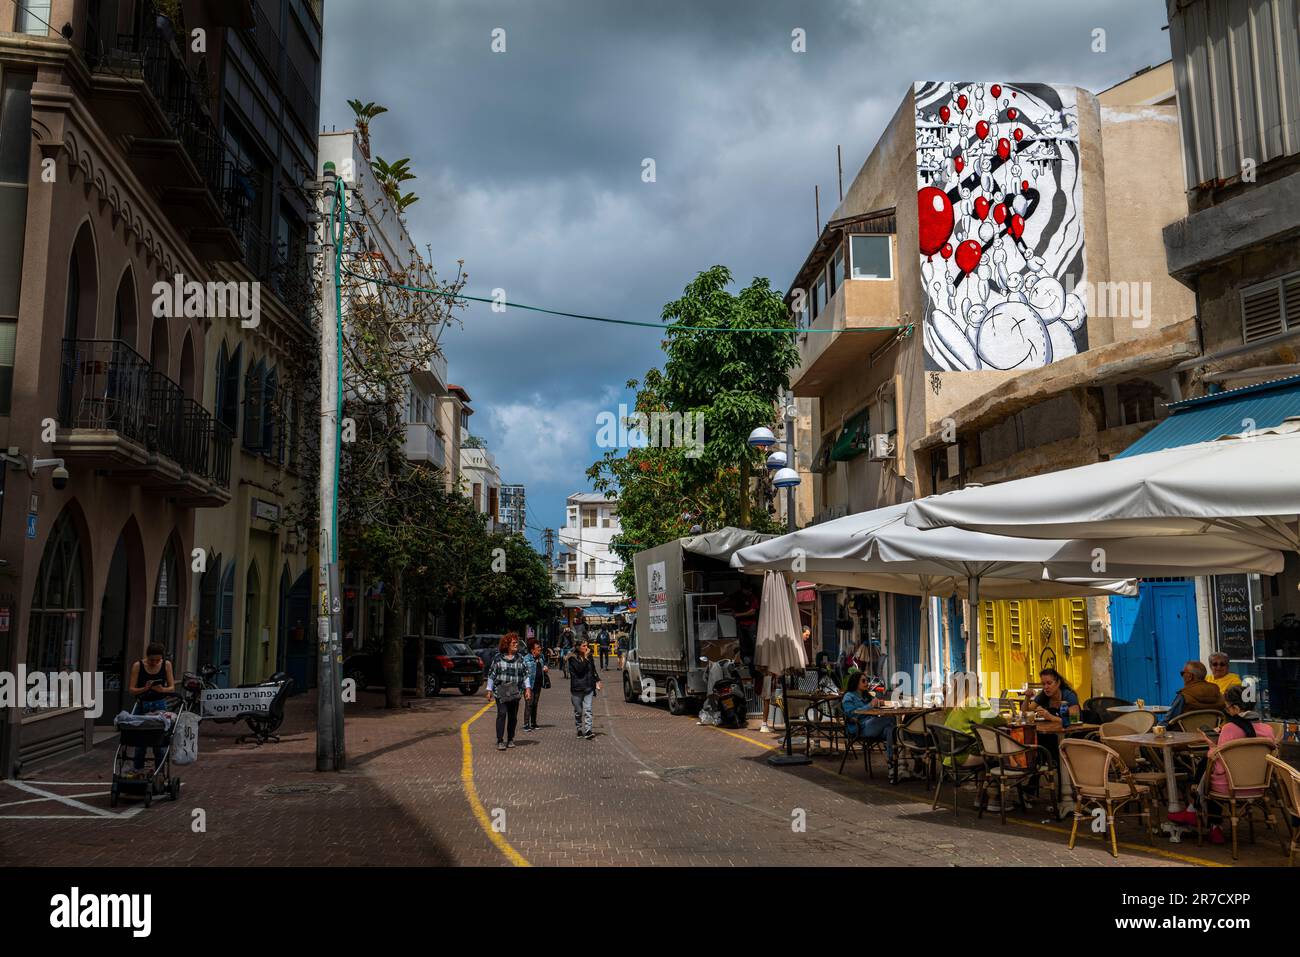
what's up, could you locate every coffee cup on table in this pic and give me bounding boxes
[1154,724,1167,738]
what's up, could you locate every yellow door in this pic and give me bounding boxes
[980,598,1091,700]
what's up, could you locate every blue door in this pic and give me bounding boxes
[1109,580,1198,706]
[893,595,922,685]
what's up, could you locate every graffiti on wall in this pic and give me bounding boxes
[914,81,1087,372]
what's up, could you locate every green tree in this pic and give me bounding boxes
[588,265,798,595]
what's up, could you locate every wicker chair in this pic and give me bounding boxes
[1083,696,1133,725]
[1169,709,1224,734]
[970,723,1056,824]
[896,710,941,787]
[1265,755,1300,866]
[1100,720,1183,795]
[809,696,847,756]
[928,725,984,817]
[837,701,891,778]
[1110,709,1157,734]
[780,689,817,756]
[1059,738,1156,858]
[1194,737,1283,860]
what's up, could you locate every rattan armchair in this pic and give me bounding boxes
[1265,754,1300,866]
[1110,709,1157,734]
[896,710,940,787]
[1083,696,1133,725]
[1100,720,1184,795]
[928,724,983,818]
[1059,738,1156,858]
[970,723,1056,823]
[1194,736,1283,860]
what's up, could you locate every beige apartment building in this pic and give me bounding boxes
[0,0,322,774]
[787,68,1194,697]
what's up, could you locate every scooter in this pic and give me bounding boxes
[703,658,748,729]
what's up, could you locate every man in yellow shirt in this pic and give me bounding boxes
[1208,652,1242,694]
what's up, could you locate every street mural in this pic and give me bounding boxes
[914,81,1087,371]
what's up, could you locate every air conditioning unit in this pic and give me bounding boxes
[867,434,894,461]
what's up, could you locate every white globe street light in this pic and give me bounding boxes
[773,467,801,489]
[747,426,776,448]
[765,450,787,470]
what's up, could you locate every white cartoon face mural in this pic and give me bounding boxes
[914,81,1087,372]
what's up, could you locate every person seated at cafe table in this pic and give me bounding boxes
[1207,652,1242,694]
[842,672,895,765]
[1160,660,1225,725]
[942,672,1005,767]
[1168,684,1273,845]
[1021,667,1081,723]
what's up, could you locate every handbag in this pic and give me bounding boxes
[542,671,552,690]
[496,680,521,702]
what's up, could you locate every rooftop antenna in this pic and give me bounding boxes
[837,145,844,201]
[814,185,820,236]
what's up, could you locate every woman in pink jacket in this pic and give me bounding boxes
[1172,684,1274,844]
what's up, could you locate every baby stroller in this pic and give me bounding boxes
[110,705,182,808]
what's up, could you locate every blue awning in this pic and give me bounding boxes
[1118,375,1300,458]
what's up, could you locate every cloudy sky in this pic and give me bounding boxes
[320,0,1171,547]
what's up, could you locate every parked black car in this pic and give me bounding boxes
[343,636,485,696]
[464,633,506,671]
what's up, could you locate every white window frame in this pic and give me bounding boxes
[849,234,894,282]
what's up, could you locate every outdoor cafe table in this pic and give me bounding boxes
[1107,730,1203,813]
[1110,705,1170,714]
[847,704,935,783]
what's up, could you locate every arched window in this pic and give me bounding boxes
[243,356,266,452]
[215,341,241,431]
[26,509,86,675]
[113,268,138,347]
[263,366,279,460]
[151,538,181,660]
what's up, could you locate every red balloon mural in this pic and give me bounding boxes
[1013,128,1024,142]
[917,186,954,258]
[940,243,953,260]
[955,239,982,275]
[957,93,968,111]
[990,84,1002,98]
[1007,107,1019,121]
[939,105,950,123]
[975,120,990,141]
[1009,213,1026,240]
[973,195,990,220]
[997,137,1011,161]
[992,203,1007,224]
[954,156,964,174]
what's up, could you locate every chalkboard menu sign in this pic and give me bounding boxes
[1212,574,1255,662]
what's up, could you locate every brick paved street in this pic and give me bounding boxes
[0,672,1285,867]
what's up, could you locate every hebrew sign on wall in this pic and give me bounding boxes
[914,81,1087,371]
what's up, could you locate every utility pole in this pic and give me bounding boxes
[543,527,554,565]
[316,161,346,771]
[784,392,797,532]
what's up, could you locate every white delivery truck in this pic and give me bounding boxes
[622,528,772,715]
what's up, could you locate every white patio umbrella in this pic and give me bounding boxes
[904,422,1300,554]
[731,502,1153,684]
[754,571,810,765]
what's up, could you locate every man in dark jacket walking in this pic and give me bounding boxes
[567,638,602,739]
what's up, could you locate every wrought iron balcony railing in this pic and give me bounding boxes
[58,338,231,490]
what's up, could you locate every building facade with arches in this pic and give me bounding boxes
[1,0,322,775]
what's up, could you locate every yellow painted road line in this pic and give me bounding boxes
[706,723,1223,867]
[460,702,530,867]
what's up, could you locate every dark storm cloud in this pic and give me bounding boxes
[320,0,1171,532]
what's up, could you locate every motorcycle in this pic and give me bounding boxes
[702,657,748,729]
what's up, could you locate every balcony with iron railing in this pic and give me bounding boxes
[56,338,232,506]
[80,1,244,260]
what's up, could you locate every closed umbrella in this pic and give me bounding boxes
[754,571,811,765]
[904,423,1300,553]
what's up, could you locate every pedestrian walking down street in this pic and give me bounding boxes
[559,627,574,677]
[485,633,531,751]
[522,638,549,732]
[597,626,611,670]
[568,638,602,739]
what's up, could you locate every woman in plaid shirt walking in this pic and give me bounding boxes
[485,633,532,751]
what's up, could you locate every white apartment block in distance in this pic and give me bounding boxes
[499,484,527,535]
[557,492,623,607]
[461,442,502,533]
